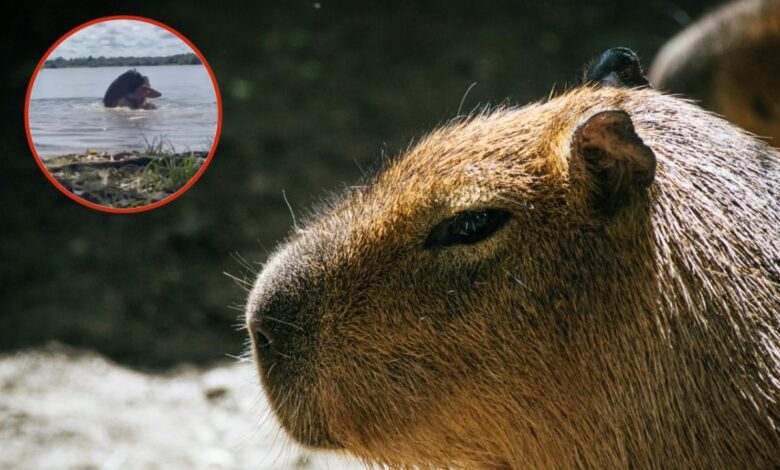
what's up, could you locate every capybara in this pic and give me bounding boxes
[246,48,780,468]
[649,0,780,146]
[102,70,161,110]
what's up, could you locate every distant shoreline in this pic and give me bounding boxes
[43,53,201,69]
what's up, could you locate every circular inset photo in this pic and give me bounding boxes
[25,16,222,213]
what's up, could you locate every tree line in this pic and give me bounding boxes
[43,53,202,68]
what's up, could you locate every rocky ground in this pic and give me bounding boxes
[0,345,363,470]
[42,150,207,208]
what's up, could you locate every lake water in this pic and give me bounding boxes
[28,65,219,158]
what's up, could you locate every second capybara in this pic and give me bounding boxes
[246,49,780,468]
[102,69,161,110]
[649,0,780,145]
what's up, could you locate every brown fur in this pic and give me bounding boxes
[246,86,780,468]
[649,0,780,145]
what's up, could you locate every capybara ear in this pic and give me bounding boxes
[573,110,656,214]
[583,47,650,88]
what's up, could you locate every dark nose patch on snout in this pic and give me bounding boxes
[249,290,305,363]
[139,84,162,98]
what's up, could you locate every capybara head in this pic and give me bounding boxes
[246,49,780,468]
[649,0,780,146]
[102,70,161,109]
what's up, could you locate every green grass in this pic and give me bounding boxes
[44,135,207,208]
[142,135,178,156]
[141,155,203,192]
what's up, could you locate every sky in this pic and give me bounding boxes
[50,20,193,59]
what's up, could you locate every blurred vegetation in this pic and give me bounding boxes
[2,0,716,368]
[44,53,202,68]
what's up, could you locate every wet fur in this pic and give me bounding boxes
[102,70,160,110]
[247,86,780,468]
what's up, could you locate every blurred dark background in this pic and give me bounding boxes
[2,0,718,368]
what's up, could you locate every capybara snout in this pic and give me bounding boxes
[138,84,161,99]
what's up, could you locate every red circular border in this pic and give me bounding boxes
[24,15,223,214]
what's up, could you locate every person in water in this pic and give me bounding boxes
[103,70,161,110]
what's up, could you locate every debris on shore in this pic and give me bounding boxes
[42,149,207,208]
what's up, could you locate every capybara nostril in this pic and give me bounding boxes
[248,288,305,363]
[251,325,272,349]
[250,324,277,363]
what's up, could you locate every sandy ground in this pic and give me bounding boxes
[0,345,364,470]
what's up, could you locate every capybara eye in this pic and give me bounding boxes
[424,209,510,249]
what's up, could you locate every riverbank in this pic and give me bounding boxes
[43,53,202,69]
[42,149,207,208]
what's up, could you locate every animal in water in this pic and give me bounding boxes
[102,70,161,110]
[649,0,780,145]
[246,48,780,468]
